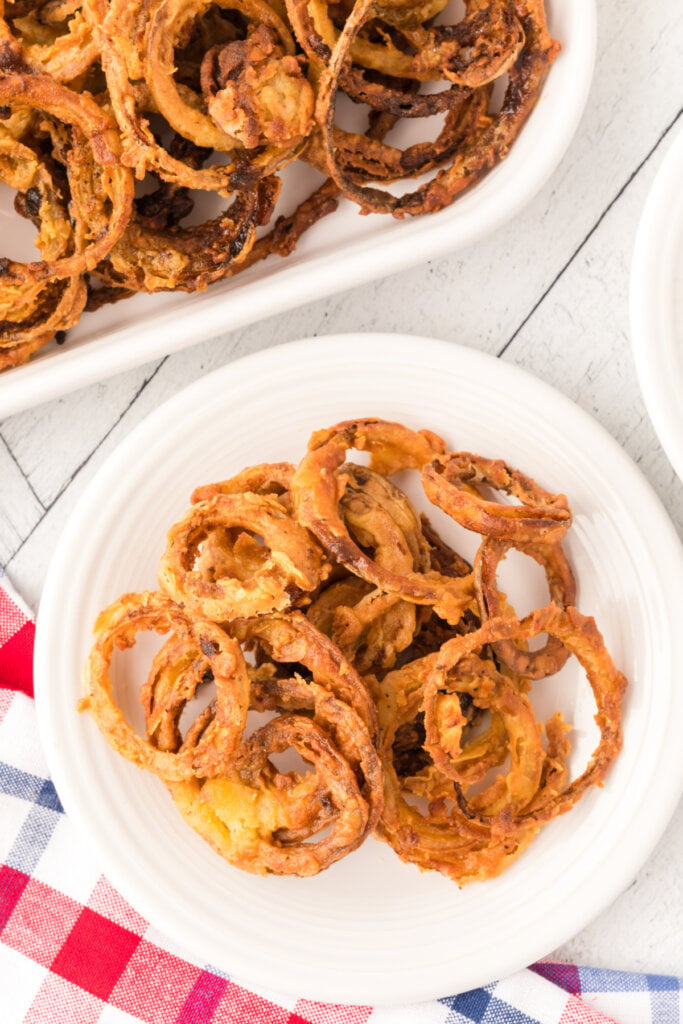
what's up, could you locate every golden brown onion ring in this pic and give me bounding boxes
[288,0,524,84]
[422,652,545,816]
[317,87,491,188]
[0,124,86,363]
[191,462,295,506]
[200,23,313,151]
[6,0,99,82]
[0,65,134,283]
[80,591,250,780]
[423,451,571,544]
[234,610,378,739]
[101,0,303,194]
[373,652,538,883]
[169,713,370,875]
[293,419,476,624]
[158,492,330,620]
[474,537,576,678]
[313,0,560,216]
[431,604,627,825]
[248,662,383,833]
[306,462,433,671]
[308,576,420,674]
[146,0,303,152]
[95,176,279,293]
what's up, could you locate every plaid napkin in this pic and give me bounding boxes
[1,570,681,1024]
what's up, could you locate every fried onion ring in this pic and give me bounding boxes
[191,461,295,506]
[248,661,383,832]
[80,590,250,780]
[293,419,476,624]
[158,492,330,620]
[474,537,576,678]
[423,451,571,543]
[168,713,370,875]
[0,64,134,283]
[312,0,560,216]
[234,610,378,738]
[429,604,626,824]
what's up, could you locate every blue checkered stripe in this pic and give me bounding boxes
[0,759,64,874]
[577,967,683,1024]
[441,987,542,1024]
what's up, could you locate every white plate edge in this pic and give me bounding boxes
[33,332,683,1006]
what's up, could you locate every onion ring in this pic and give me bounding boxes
[312,0,560,216]
[430,603,626,824]
[234,610,378,738]
[191,462,295,506]
[373,651,538,883]
[80,590,250,780]
[474,537,576,678]
[293,419,476,623]
[422,652,546,815]
[158,491,330,620]
[168,713,370,875]
[0,64,134,283]
[423,451,571,543]
[248,660,383,832]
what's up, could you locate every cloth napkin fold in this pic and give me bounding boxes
[1,570,680,1024]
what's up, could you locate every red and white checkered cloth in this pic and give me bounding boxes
[1,570,680,1024]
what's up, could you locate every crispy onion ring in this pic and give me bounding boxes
[158,492,330,620]
[141,627,382,837]
[234,610,378,738]
[293,418,476,624]
[125,604,382,875]
[315,88,492,189]
[0,63,134,283]
[80,590,250,780]
[312,0,560,216]
[373,651,540,883]
[422,652,546,815]
[474,537,576,678]
[0,124,87,365]
[306,462,433,671]
[288,0,524,84]
[168,713,370,875]
[96,175,279,293]
[191,461,295,506]
[147,0,296,147]
[429,603,626,825]
[423,451,572,543]
[4,0,100,82]
[308,576,420,674]
[101,0,305,194]
[199,23,313,151]
[248,660,383,832]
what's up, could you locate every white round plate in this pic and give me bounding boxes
[0,0,595,418]
[631,124,683,481]
[35,334,683,1007]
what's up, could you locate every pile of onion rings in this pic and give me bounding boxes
[81,416,627,882]
[1,0,558,369]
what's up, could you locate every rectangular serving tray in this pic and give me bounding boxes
[0,0,591,419]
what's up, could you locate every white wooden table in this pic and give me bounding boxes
[1,0,682,982]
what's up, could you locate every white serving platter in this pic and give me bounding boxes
[0,0,596,418]
[630,124,683,482]
[34,334,683,1006]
